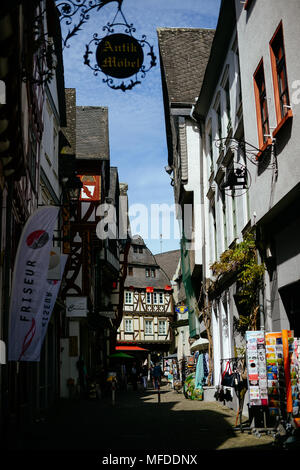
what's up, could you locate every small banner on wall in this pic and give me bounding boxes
[8,206,59,361]
[29,253,68,361]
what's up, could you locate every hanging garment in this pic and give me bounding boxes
[195,353,205,389]
[203,353,209,384]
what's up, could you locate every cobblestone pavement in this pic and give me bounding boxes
[5,383,298,463]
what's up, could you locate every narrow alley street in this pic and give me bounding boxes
[6,381,285,463]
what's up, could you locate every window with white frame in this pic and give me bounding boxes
[158,320,167,335]
[125,291,133,304]
[145,320,153,335]
[153,292,164,305]
[146,292,152,304]
[124,318,133,333]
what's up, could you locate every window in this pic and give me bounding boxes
[128,266,133,276]
[139,247,143,253]
[254,60,270,148]
[145,320,153,335]
[133,246,138,253]
[210,202,217,262]
[217,104,222,141]
[270,22,291,125]
[207,129,214,174]
[146,292,152,304]
[158,320,167,335]
[125,291,133,304]
[124,319,133,333]
[153,292,164,305]
[224,79,231,132]
[221,188,228,248]
[145,268,150,277]
[150,268,156,278]
[236,48,242,106]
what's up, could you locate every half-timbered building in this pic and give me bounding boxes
[117,236,174,359]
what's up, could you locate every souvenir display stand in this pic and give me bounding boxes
[163,355,179,388]
[246,331,274,436]
[245,329,300,440]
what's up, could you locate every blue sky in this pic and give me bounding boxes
[61,0,221,254]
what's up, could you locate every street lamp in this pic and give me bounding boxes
[64,174,83,203]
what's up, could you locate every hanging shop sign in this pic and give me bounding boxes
[96,34,144,79]
[79,175,101,202]
[66,296,88,317]
[175,305,188,315]
[56,0,156,91]
[8,206,59,361]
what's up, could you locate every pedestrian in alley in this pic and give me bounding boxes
[76,356,88,398]
[152,362,163,389]
[141,363,148,390]
[130,362,138,390]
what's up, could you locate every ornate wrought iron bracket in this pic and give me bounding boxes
[22,6,58,86]
[214,136,277,171]
[212,135,278,197]
[55,0,157,91]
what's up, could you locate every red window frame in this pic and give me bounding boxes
[253,59,271,150]
[270,21,293,136]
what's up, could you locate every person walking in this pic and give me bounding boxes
[130,362,138,390]
[141,364,148,390]
[152,362,162,390]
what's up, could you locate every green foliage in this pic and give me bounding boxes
[210,232,265,335]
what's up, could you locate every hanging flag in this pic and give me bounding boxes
[8,206,59,361]
[28,253,68,361]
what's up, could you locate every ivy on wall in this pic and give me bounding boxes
[209,232,265,335]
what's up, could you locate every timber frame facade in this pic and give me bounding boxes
[117,236,174,355]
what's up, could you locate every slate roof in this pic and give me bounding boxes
[76,106,110,160]
[154,250,181,281]
[157,28,215,104]
[125,236,171,290]
[63,88,76,153]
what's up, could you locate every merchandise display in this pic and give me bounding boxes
[246,330,300,423]
[291,338,300,417]
[183,372,203,401]
[246,330,268,406]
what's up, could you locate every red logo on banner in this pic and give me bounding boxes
[26,230,49,249]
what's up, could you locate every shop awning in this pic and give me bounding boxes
[115,346,148,351]
[190,337,209,352]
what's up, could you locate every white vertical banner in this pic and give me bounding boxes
[8,206,59,361]
[30,253,68,361]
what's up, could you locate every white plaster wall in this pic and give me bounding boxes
[236,0,300,224]
[184,118,203,262]
[40,78,60,201]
